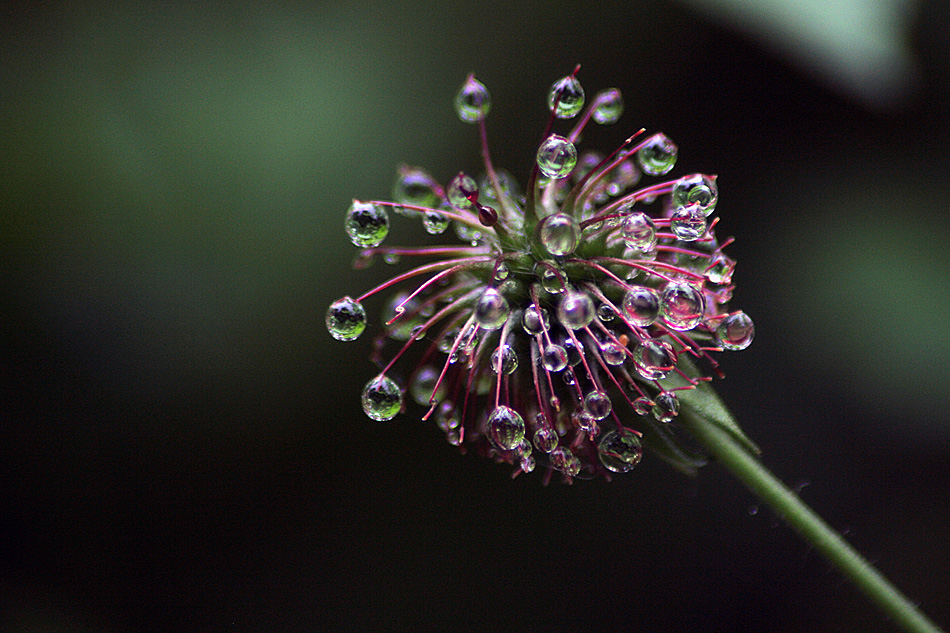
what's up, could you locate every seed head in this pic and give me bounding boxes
[326,67,754,482]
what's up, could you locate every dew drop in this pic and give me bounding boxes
[620,212,657,252]
[345,201,389,248]
[660,281,706,331]
[410,366,446,406]
[558,291,595,330]
[361,375,403,421]
[383,252,400,265]
[672,173,718,216]
[652,391,679,422]
[606,159,641,196]
[547,75,585,119]
[716,311,755,350]
[540,265,565,295]
[598,429,643,473]
[705,254,736,285]
[563,337,584,366]
[522,305,550,335]
[520,454,536,473]
[486,405,526,451]
[600,341,627,365]
[622,285,661,326]
[447,172,478,209]
[326,296,366,341]
[573,409,597,434]
[454,74,491,123]
[533,425,558,453]
[551,446,581,476]
[493,262,510,283]
[670,204,707,241]
[392,165,442,209]
[597,304,616,322]
[636,133,678,176]
[633,338,677,380]
[537,213,581,256]
[536,134,578,179]
[633,396,653,416]
[585,391,612,420]
[542,344,568,372]
[491,345,519,374]
[591,87,623,124]
[474,287,510,331]
[435,400,459,432]
[422,210,449,235]
[438,327,459,353]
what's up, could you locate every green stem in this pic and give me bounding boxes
[680,407,945,633]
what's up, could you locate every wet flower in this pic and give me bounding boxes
[327,67,754,482]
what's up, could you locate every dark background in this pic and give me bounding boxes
[3,1,949,632]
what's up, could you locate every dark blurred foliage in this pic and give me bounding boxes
[2,1,948,632]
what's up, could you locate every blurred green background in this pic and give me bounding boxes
[3,1,948,631]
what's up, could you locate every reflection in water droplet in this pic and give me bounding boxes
[672,173,718,216]
[633,396,653,416]
[537,134,578,179]
[533,425,558,453]
[585,391,612,420]
[551,446,581,476]
[361,375,403,421]
[422,211,449,234]
[598,429,643,473]
[392,166,442,209]
[660,281,706,331]
[326,296,366,341]
[591,88,623,124]
[487,406,526,451]
[670,204,707,241]
[716,311,755,350]
[454,74,491,123]
[538,213,581,256]
[652,391,679,422]
[522,305,550,335]
[620,212,657,252]
[622,286,661,327]
[474,288,510,331]
[447,172,478,209]
[345,201,389,247]
[542,344,568,372]
[547,75,585,119]
[491,345,519,374]
[636,133,678,176]
[558,291,595,330]
[634,339,677,380]
[601,341,627,365]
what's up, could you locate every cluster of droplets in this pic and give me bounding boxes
[326,67,753,482]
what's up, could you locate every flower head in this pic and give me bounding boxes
[327,67,754,482]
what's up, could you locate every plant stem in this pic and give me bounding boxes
[680,407,945,633]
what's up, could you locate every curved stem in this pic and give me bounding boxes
[680,407,945,633]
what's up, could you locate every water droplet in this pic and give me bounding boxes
[383,252,400,265]
[633,338,677,380]
[551,446,581,476]
[558,291,595,330]
[326,296,366,341]
[597,304,616,322]
[487,405,526,451]
[672,173,718,216]
[454,74,491,123]
[491,345,519,374]
[478,169,522,206]
[748,505,759,516]
[435,400,459,432]
[537,213,580,256]
[636,133,678,176]
[660,281,706,331]
[606,159,641,196]
[422,210,449,235]
[446,430,462,445]
[474,287,510,330]
[539,263,565,294]
[598,429,643,473]
[520,454,536,473]
[620,212,657,252]
[438,327,459,353]
[592,87,623,124]
[536,134,578,179]
[533,425,558,453]
[384,292,422,341]
[447,172,478,209]
[585,391,612,420]
[345,201,389,247]
[670,204,707,241]
[547,75,585,119]
[705,254,735,285]
[633,396,653,416]
[392,165,442,210]
[542,344,568,372]
[600,341,627,365]
[410,366,446,406]
[361,375,403,421]
[453,221,483,246]
[572,409,596,432]
[493,262,510,283]
[522,305,550,335]
[622,286,661,326]
[652,391,679,422]
[716,311,755,350]
[563,337,584,366]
